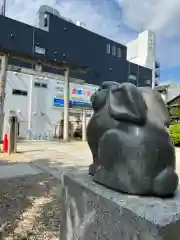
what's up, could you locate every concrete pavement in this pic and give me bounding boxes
[0,163,43,179]
[17,141,92,177]
[0,141,91,180]
[17,141,180,176]
[1,140,180,180]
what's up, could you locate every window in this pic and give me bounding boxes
[34,82,41,87]
[56,86,63,91]
[21,91,28,96]
[41,83,47,88]
[44,14,48,27]
[117,48,121,58]
[33,62,42,71]
[12,89,28,96]
[128,75,137,81]
[146,79,151,85]
[34,82,48,88]
[112,45,116,56]
[34,46,46,56]
[128,75,137,86]
[106,44,111,54]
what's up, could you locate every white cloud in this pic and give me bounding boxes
[3,0,180,69]
[118,0,180,68]
[118,0,180,38]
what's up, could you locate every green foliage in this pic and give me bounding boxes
[169,123,180,146]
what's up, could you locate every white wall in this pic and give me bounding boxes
[126,40,138,64]
[3,71,96,139]
[126,30,156,87]
[4,71,31,138]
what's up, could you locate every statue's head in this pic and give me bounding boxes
[91,81,119,112]
[109,83,171,128]
[91,82,170,128]
[107,82,148,125]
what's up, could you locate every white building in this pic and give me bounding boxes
[126,30,159,88]
[3,70,98,140]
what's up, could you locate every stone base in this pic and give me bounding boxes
[60,170,180,240]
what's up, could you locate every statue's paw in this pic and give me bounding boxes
[89,164,98,176]
[92,166,128,193]
[153,167,179,197]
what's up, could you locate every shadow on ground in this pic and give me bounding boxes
[0,160,18,166]
[0,159,88,239]
[30,157,89,175]
[16,149,42,154]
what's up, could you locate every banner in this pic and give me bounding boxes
[53,81,98,108]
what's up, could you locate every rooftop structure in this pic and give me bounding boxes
[0,5,152,87]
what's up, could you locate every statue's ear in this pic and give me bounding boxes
[140,87,170,127]
[101,81,120,89]
[91,81,119,111]
[91,88,107,111]
[109,83,147,124]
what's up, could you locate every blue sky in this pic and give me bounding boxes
[4,0,180,84]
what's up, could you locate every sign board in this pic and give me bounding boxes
[53,97,64,107]
[53,96,90,108]
[53,81,99,108]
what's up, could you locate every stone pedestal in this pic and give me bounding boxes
[60,170,180,240]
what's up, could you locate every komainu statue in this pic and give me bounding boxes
[87,81,179,197]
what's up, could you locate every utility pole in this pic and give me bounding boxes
[82,108,87,141]
[0,54,8,139]
[63,67,70,141]
[28,75,33,139]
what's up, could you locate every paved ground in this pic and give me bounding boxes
[1,140,180,177]
[0,163,42,179]
[11,140,180,177]
[0,141,91,239]
[0,152,26,165]
[17,140,92,177]
[0,173,61,239]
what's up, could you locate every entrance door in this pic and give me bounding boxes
[31,81,48,139]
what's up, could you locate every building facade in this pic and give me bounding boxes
[126,30,160,87]
[0,5,157,139]
[0,5,152,87]
[3,70,97,140]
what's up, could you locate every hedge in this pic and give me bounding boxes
[169,123,180,146]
